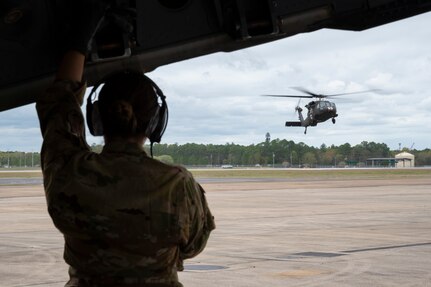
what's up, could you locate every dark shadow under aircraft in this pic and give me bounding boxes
[1,0,430,111]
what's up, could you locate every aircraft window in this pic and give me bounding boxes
[319,102,328,108]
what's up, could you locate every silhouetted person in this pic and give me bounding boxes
[36,2,214,286]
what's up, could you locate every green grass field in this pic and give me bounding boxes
[0,171,42,178]
[189,168,431,180]
[1,168,430,180]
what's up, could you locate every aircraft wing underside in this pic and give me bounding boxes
[1,0,431,111]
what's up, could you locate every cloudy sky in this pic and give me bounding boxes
[1,12,430,152]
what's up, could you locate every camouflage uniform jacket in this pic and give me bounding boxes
[36,80,215,287]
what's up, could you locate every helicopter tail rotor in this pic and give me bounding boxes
[294,98,303,120]
[294,98,302,112]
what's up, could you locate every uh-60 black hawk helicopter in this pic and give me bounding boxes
[263,87,378,134]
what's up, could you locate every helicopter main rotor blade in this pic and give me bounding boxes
[261,94,313,98]
[323,89,381,97]
[262,89,381,99]
[289,87,381,98]
[290,87,320,97]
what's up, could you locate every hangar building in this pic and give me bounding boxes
[395,152,415,168]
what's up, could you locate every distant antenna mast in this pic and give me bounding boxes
[398,143,401,151]
[410,143,415,150]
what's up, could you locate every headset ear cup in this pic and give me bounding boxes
[91,101,104,136]
[141,75,168,144]
[86,97,104,136]
[149,100,168,144]
[86,83,104,137]
[145,105,160,139]
[86,95,95,136]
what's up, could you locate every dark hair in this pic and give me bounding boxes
[97,71,158,138]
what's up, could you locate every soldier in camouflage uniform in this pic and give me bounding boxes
[36,3,215,286]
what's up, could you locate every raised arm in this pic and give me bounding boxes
[54,0,110,82]
[56,51,85,82]
[36,2,109,172]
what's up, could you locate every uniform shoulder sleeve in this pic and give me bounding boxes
[178,168,215,265]
[36,80,90,174]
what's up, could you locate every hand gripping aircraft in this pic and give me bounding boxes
[1,0,431,112]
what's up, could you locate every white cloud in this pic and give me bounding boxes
[150,13,431,150]
[1,13,431,151]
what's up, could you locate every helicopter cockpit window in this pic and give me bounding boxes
[318,102,328,109]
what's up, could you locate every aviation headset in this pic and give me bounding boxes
[86,70,168,155]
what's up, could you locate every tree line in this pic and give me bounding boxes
[1,140,430,168]
[150,139,431,167]
[0,152,40,168]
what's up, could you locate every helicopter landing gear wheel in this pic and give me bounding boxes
[332,118,336,124]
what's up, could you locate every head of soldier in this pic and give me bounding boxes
[97,71,160,145]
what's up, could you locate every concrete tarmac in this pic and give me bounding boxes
[1,177,431,287]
